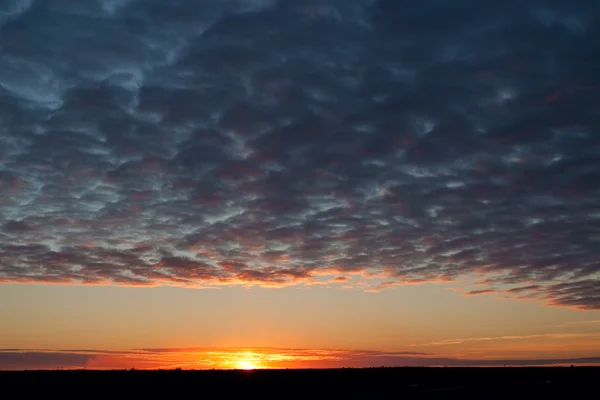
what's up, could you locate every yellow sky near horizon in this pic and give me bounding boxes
[2,282,599,368]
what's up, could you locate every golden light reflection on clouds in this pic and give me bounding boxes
[3,344,600,371]
[85,348,350,370]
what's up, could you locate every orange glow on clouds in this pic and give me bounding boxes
[4,344,600,371]
[83,348,355,370]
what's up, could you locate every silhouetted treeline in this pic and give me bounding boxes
[1,367,598,399]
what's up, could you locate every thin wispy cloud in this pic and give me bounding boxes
[417,333,600,346]
[463,289,497,296]
[562,320,600,326]
[0,0,599,309]
[551,320,600,329]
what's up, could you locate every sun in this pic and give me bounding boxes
[236,360,258,370]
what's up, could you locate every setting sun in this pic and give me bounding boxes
[236,360,258,370]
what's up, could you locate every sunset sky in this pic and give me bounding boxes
[1,0,600,370]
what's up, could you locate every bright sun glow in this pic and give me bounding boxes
[236,360,258,370]
[231,351,264,370]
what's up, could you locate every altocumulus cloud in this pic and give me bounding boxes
[0,1,599,308]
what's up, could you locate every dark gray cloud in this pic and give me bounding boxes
[0,351,92,370]
[464,289,497,296]
[1,0,599,308]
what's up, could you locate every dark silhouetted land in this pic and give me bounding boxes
[2,367,599,398]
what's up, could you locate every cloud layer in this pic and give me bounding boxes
[2,347,600,370]
[1,0,599,308]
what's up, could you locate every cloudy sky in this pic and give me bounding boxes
[1,0,600,370]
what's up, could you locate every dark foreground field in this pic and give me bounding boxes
[2,367,598,398]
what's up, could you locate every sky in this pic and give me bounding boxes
[0,0,599,370]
